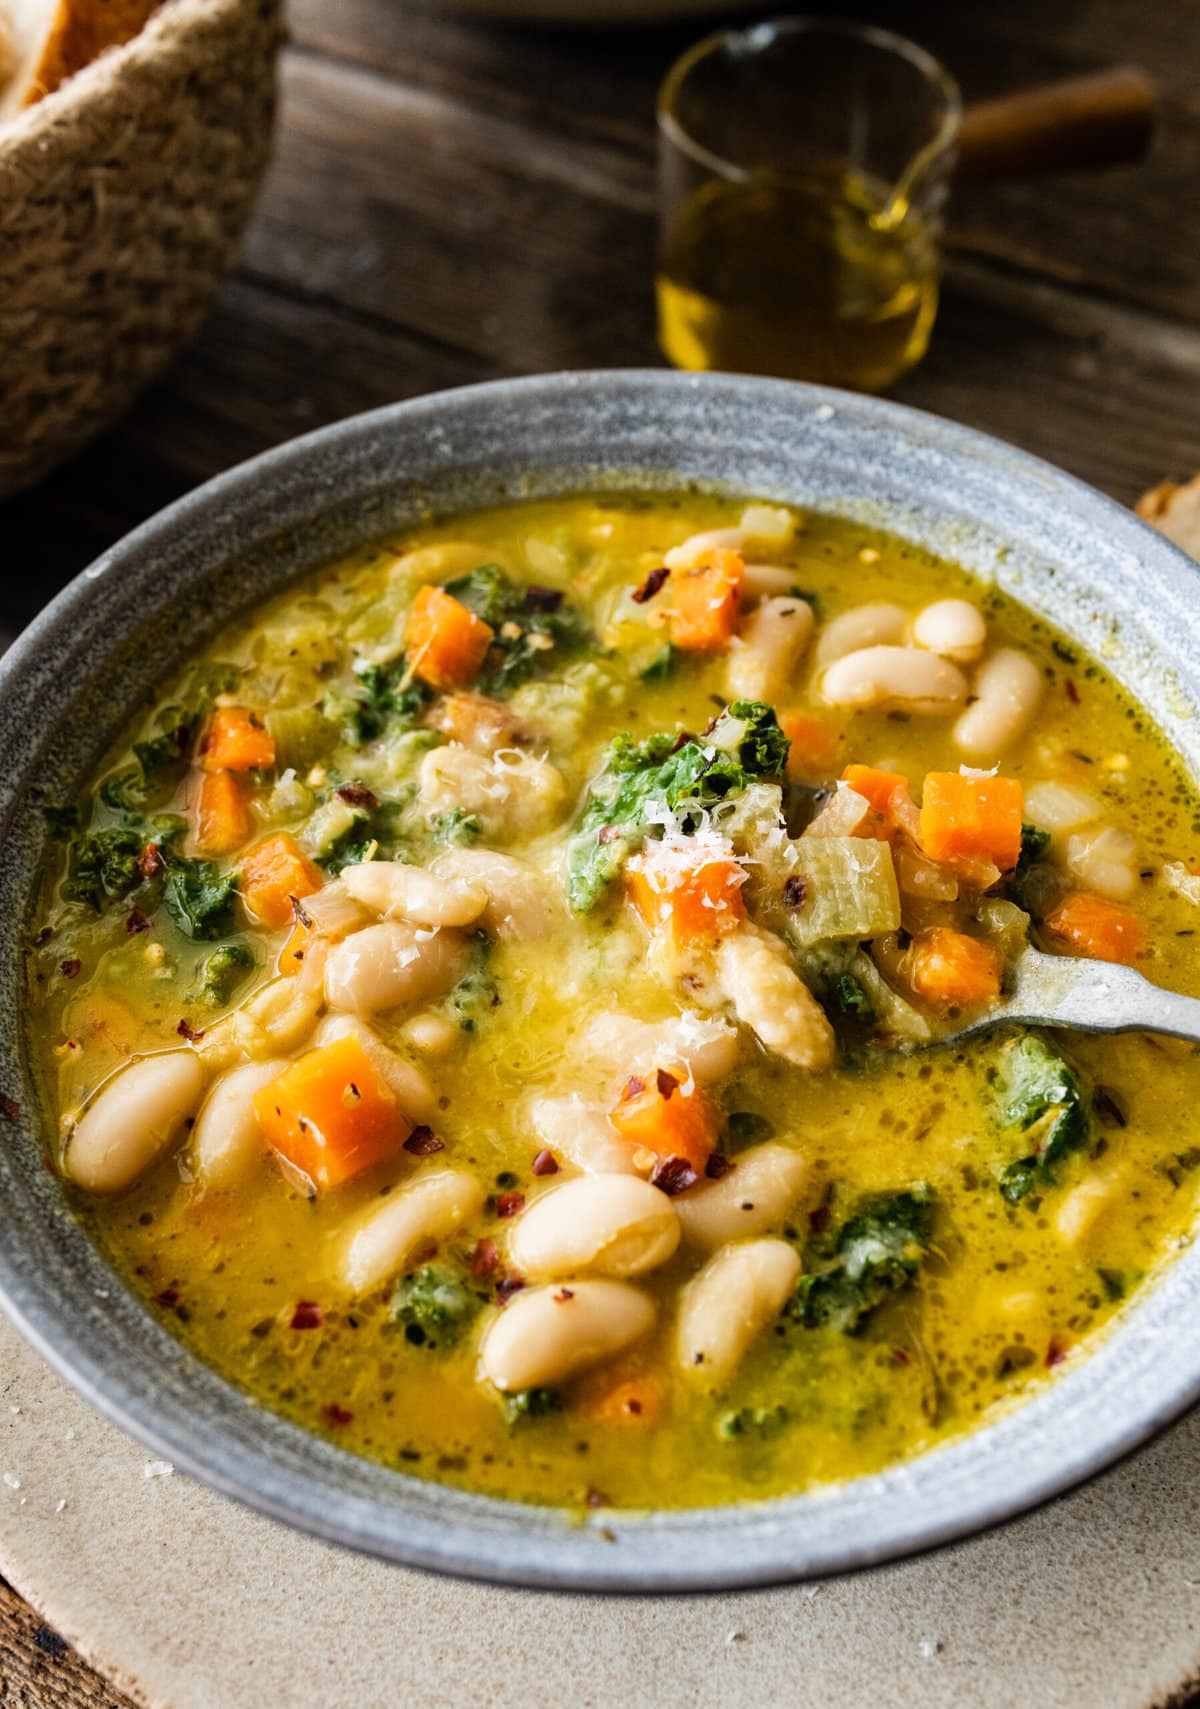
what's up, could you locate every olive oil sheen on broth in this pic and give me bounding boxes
[656,168,939,390]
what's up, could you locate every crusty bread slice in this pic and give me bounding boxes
[0,0,165,125]
[1137,474,1200,562]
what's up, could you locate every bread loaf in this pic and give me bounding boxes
[0,0,164,123]
[1137,475,1200,561]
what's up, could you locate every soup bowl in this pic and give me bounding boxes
[1,370,1199,1591]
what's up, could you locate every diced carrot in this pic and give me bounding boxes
[842,764,909,817]
[1043,893,1147,965]
[666,549,744,652]
[609,1067,718,1173]
[253,1035,411,1191]
[908,927,1001,1009]
[575,1368,666,1429]
[191,769,252,856]
[278,918,311,977]
[781,713,841,779]
[405,585,495,690]
[624,843,746,943]
[198,706,276,773]
[239,833,323,929]
[920,771,1024,873]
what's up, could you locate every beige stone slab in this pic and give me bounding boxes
[2,1309,1199,1709]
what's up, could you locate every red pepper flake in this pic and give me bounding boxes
[631,566,669,605]
[783,875,808,909]
[495,1273,526,1303]
[0,1094,22,1122]
[138,843,165,880]
[177,1019,205,1042]
[705,1153,734,1180]
[650,1155,698,1196]
[620,1075,645,1102]
[125,907,152,936]
[1065,679,1081,705]
[809,1203,831,1235]
[1045,1336,1069,1368]
[496,1191,525,1218]
[60,958,82,980]
[597,824,621,845]
[290,1301,324,1330]
[585,1488,611,1509]
[153,1287,182,1311]
[322,1402,354,1428]
[403,1126,445,1157]
[336,784,379,810]
[892,1347,911,1366]
[470,1237,500,1279]
[531,1148,559,1177]
[291,893,315,930]
[655,1067,680,1099]
[552,1287,575,1303]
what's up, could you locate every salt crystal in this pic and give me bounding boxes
[8,1405,19,1415]
[919,1638,942,1658]
[63,1427,75,1442]
[54,1499,67,1514]
[3,1472,21,1490]
[143,1460,174,1479]
[725,1630,746,1646]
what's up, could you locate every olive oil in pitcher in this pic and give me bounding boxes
[656,166,939,392]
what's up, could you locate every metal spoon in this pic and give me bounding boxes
[947,946,1200,1045]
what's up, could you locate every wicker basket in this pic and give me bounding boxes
[0,0,283,499]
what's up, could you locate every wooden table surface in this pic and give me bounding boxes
[3,0,1200,1701]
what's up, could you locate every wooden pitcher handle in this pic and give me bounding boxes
[956,66,1156,183]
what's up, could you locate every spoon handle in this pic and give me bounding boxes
[956,66,1156,184]
[1005,949,1200,1045]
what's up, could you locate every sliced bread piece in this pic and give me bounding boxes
[0,0,164,125]
[1137,474,1200,561]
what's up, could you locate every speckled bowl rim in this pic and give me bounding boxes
[1,370,1199,1594]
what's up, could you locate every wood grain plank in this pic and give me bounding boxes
[0,1576,135,1709]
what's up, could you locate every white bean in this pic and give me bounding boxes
[676,1238,801,1387]
[313,1013,438,1124]
[1064,824,1139,900]
[1054,1171,1123,1248]
[581,1011,739,1088]
[529,1096,640,1176]
[663,527,745,571]
[324,920,469,1015]
[400,1011,460,1056]
[197,976,324,1072]
[418,746,566,840]
[715,925,835,1070]
[68,1051,206,1194]
[192,1058,287,1187]
[342,860,487,928]
[726,596,814,704]
[674,1142,809,1251]
[340,1168,485,1295]
[741,563,799,602]
[479,1280,655,1391]
[430,848,560,940]
[953,648,1043,760]
[912,598,986,664]
[821,645,968,715]
[509,1176,680,1279]
[1024,781,1104,834]
[815,602,908,668]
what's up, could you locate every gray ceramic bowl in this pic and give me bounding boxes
[1,371,1199,1592]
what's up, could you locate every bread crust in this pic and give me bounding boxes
[1137,474,1200,561]
[1,0,165,114]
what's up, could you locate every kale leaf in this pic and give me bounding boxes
[716,1403,790,1442]
[792,1186,934,1334]
[391,1264,482,1348]
[996,1033,1090,1202]
[565,701,790,911]
[185,943,256,1008]
[62,826,145,909]
[98,662,244,816]
[441,565,592,696]
[833,973,874,1020]
[432,808,480,847]
[1009,823,1052,912]
[500,1387,563,1427]
[163,859,237,941]
[333,663,431,746]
